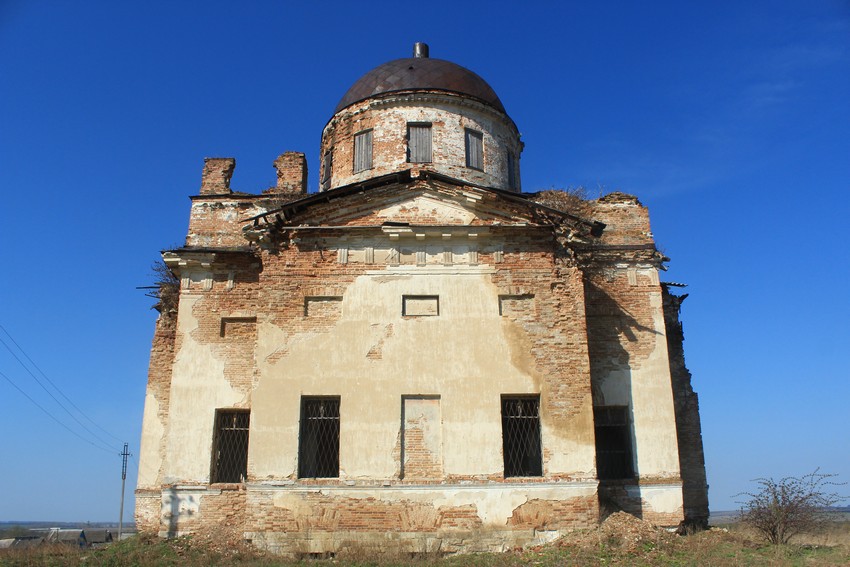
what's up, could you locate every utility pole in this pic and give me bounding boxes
[118,443,130,540]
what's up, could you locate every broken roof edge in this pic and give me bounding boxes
[242,168,605,237]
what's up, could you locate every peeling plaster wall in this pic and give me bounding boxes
[249,267,595,481]
[136,174,705,549]
[164,294,245,483]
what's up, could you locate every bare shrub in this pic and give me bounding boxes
[528,186,590,216]
[146,260,180,317]
[737,469,846,544]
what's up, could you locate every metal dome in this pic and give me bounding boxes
[333,44,506,114]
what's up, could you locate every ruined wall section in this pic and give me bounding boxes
[581,193,683,526]
[489,233,596,478]
[188,156,307,248]
[136,310,178,533]
[321,93,521,191]
[161,251,261,485]
[662,286,709,528]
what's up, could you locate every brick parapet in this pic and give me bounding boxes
[585,193,654,247]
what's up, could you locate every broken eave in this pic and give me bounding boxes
[162,247,256,271]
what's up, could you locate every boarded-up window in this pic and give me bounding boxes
[321,150,333,191]
[298,397,340,478]
[353,130,372,173]
[210,410,250,483]
[465,129,483,170]
[594,406,634,479]
[407,123,432,163]
[501,396,542,477]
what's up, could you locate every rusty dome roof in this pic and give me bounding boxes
[334,44,506,114]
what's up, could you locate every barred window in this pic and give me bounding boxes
[298,397,340,478]
[465,129,483,170]
[210,410,250,483]
[353,130,373,173]
[594,406,634,480]
[501,396,542,477]
[407,123,432,163]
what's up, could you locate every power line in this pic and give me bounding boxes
[0,369,114,454]
[0,332,119,452]
[0,323,124,445]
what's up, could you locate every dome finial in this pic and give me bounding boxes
[413,42,429,58]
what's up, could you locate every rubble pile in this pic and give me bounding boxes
[558,511,675,553]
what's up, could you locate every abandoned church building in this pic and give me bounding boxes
[136,43,708,554]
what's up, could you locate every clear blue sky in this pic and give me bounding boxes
[1,0,848,522]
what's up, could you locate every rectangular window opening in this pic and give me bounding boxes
[465,129,484,170]
[501,396,542,477]
[594,406,634,480]
[407,123,432,163]
[210,409,250,483]
[353,130,373,173]
[298,397,340,478]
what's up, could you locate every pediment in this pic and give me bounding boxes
[374,193,481,224]
[243,171,604,243]
[273,179,547,227]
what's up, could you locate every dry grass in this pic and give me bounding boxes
[2,518,849,567]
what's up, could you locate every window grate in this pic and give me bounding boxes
[594,406,634,479]
[501,396,542,477]
[298,397,340,478]
[211,410,250,483]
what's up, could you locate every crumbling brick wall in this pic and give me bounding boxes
[662,285,709,528]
